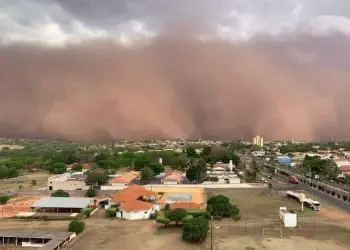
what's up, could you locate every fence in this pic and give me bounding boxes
[211,218,349,238]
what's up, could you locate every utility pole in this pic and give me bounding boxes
[210,219,213,250]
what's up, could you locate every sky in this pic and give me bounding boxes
[0,0,350,141]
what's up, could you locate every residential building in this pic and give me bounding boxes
[66,163,91,173]
[160,170,183,185]
[333,158,350,168]
[108,171,140,186]
[253,135,264,147]
[47,173,89,191]
[118,200,153,220]
[111,185,157,220]
[147,186,207,211]
[339,165,350,175]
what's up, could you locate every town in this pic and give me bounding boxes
[0,137,349,250]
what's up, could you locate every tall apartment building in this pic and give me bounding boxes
[253,135,264,147]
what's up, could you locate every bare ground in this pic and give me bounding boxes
[69,190,350,250]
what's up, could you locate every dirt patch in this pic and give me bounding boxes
[216,236,349,250]
[0,195,45,218]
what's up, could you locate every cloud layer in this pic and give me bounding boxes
[0,0,350,141]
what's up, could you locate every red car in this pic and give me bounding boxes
[288,176,299,184]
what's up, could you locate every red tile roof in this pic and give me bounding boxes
[170,202,202,210]
[111,185,157,203]
[161,170,183,183]
[67,163,91,169]
[109,172,139,184]
[340,165,350,172]
[120,200,153,212]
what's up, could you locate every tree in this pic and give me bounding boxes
[51,189,70,197]
[200,146,212,157]
[246,159,260,183]
[182,217,209,242]
[231,205,241,222]
[148,162,165,176]
[167,208,187,225]
[0,195,11,204]
[0,165,9,179]
[207,195,237,218]
[86,171,109,185]
[186,166,205,182]
[72,163,83,172]
[31,180,37,186]
[186,159,207,182]
[48,163,66,174]
[140,167,153,185]
[184,146,197,158]
[68,220,85,234]
[8,168,19,178]
[134,155,152,171]
[86,187,97,197]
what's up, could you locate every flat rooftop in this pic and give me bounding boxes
[0,229,74,250]
[31,197,91,209]
[0,229,72,240]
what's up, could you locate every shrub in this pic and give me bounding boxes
[318,185,322,190]
[337,194,341,199]
[105,208,117,217]
[68,220,85,234]
[182,217,209,242]
[110,204,120,209]
[343,195,348,201]
[86,187,97,197]
[326,190,330,194]
[81,208,93,218]
[0,195,11,204]
[331,191,336,196]
[51,189,69,197]
[181,214,194,223]
[167,208,187,225]
[31,180,37,186]
[156,216,171,227]
[186,209,209,217]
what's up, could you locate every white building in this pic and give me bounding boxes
[116,200,153,220]
[47,173,89,191]
[253,135,264,147]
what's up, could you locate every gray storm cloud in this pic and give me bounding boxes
[0,0,350,141]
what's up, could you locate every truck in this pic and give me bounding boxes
[288,175,299,184]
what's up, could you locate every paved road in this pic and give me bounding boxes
[269,164,350,195]
[270,173,350,212]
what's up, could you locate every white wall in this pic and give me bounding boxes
[161,180,179,185]
[110,182,130,186]
[22,242,44,247]
[48,180,88,191]
[117,208,152,220]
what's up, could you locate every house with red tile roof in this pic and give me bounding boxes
[111,184,157,220]
[160,170,183,185]
[339,165,350,175]
[66,163,91,173]
[108,171,140,186]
